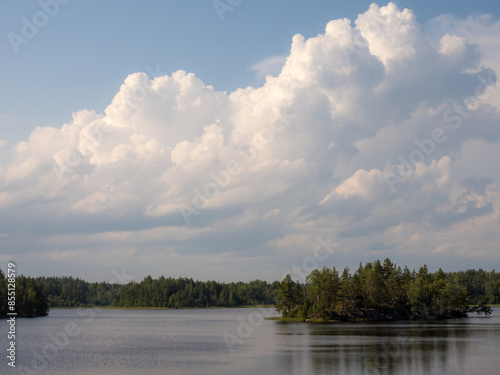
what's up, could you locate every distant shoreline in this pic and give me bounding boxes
[48,304,276,311]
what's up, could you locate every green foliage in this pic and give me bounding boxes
[277,259,500,321]
[3,261,500,319]
[274,275,304,318]
[0,271,49,317]
[111,277,277,308]
[306,267,340,319]
[455,269,500,305]
[35,276,120,307]
[34,275,277,309]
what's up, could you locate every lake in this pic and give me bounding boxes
[1,307,500,375]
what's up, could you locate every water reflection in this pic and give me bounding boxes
[272,315,500,375]
[1,308,499,375]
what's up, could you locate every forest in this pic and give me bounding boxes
[2,260,500,321]
[35,275,278,308]
[274,259,499,321]
[0,270,49,317]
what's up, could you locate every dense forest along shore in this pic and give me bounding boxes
[274,259,496,322]
[1,258,499,320]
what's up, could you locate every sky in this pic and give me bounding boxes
[0,0,500,283]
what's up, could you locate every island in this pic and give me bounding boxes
[274,259,494,322]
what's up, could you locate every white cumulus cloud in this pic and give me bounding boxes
[1,3,500,281]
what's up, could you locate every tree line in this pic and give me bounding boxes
[3,261,500,319]
[34,275,278,308]
[0,270,49,317]
[274,259,499,321]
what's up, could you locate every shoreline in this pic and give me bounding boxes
[266,314,493,323]
[268,305,496,323]
[48,304,276,311]
[3,305,277,318]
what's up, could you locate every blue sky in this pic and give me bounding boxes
[1,1,500,282]
[1,0,498,142]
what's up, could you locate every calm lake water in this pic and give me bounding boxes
[1,307,500,375]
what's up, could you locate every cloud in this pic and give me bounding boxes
[1,3,500,281]
[326,168,389,201]
[249,55,287,77]
[428,13,500,109]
